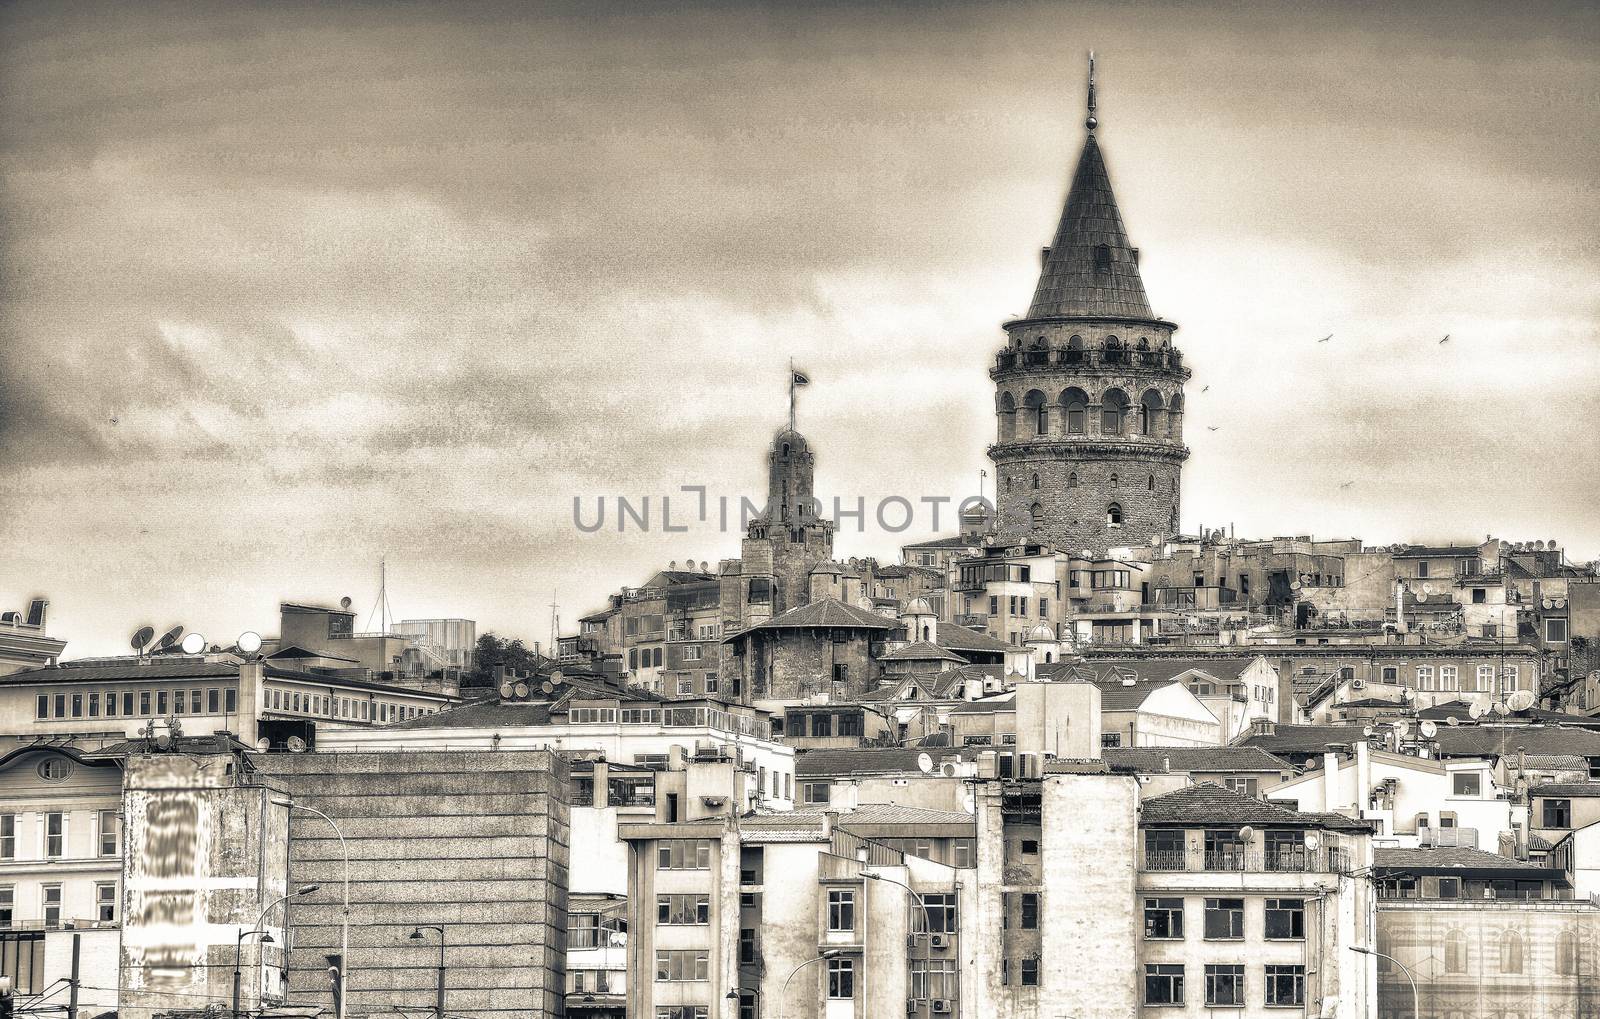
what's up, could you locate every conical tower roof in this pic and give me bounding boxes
[1026,133,1153,320]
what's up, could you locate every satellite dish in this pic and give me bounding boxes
[1542,598,1553,610]
[1239,825,1256,843]
[1536,540,1546,551]
[513,682,529,698]
[1445,715,1460,726]
[286,736,307,753]
[1416,592,1427,603]
[1422,583,1435,595]
[1509,690,1536,711]
[1420,720,1438,738]
[1393,721,1411,738]
[540,681,554,694]
[238,631,262,655]
[1362,726,1374,737]
[1305,833,1321,852]
[1290,581,1302,591]
[340,596,353,609]
[1492,702,1510,716]
[499,682,513,698]
[550,671,565,685]
[156,626,184,651]
[254,736,272,753]
[1468,701,1484,719]
[154,732,172,750]
[1556,598,1567,609]
[917,752,934,774]
[939,762,959,778]
[181,633,206,654]
[131,626,156,652]
[1080,549,1093,559]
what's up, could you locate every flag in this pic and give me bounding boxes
[792,370,810,387]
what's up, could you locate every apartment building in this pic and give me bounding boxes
[1136,784,1376,1017]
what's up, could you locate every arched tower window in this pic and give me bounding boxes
[1148,474,1155,491]
[1109,472,1119,488]
[1061,388,1089,434]
[1068,472,1078,488]
[922,625,931,641]
[1024,390,1048,436]
[1006,476,1013,493]
[1067,335,1085,365]
[1107,502,1123,527]
[628,649,638,670]
[1104,336,1123,365]
[1101,389,1129,435]
[1140,389,1165,436]
[1030,503,1044,528]
[1094,244,1112,272]
[1167,392,1184,440]
[1030,473,1039,490]
[997,391,1017,442]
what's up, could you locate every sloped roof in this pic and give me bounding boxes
[86,733,256,759]
[1395,545,1483,558]
[1234,724,1371,756]
[795,746,987,778]
[1102,747,1292,774]
[948,692,1018,714]
[880,642,967,664]
[266,645,359,663]
[1373,846,1559,875]
[2,659,241,684]
[1432,726,1600,759]
[1093,679,1191,712]
[1025,132,1154,320]
[1140,783,1374,832]
[1529,783,1600,798]
[935,621,1012,655]
[1074,656,1262,685]
[901,535,982,550]
[730,598,896,637]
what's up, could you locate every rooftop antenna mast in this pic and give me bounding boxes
[1085,51,1098,132]
[365,556,396,634]
[550,591,560,658]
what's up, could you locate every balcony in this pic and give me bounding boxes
[1142,847,1352,874]
[992,347,1186,374]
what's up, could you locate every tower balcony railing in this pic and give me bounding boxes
[993,348,1185,373]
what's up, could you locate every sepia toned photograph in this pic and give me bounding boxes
[0,2,1596,1017]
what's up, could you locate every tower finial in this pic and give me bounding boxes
[1085,51,1098,132]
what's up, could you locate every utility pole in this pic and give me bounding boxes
[67,932,80,1019]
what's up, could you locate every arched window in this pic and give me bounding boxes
[653,647,663,668]
[1147,474,1155,491]
[1559,931,1578,975]
[1500,929,1523,974]
[1006,476,1013,493]
[1445,930,1467,974]
[628,649,638,670]
[1107,502,1123,527]
[922,625,931,641]
[1166,392,1184,439]
[1061,388,1089,434]
[1104,336,1123,365]
[1109,472,1119,488]
[1031,473,1039,490]
[1140,389,1164,436]
[1044,651,1053,663]
[1068,472,1078,488]
[1101,389,1129,434]
[1030,503,1044,528]
[998,391,1017,442]
[1067,335,1085,365]
[1024,390,1048,436]
[1094,243,1112,271]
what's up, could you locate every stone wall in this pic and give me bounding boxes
[256,750,569,1019]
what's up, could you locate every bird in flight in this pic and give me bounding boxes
[1339,481,1354,490]
[1439,334,1450,344]
[1318,334,1332,343]
[1207,426,1220,432]
[110,416,119,425]
[1201,385,1210,393]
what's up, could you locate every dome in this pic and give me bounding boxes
[1026,623,1058,643]
[772,429,809,454]
[903,597,934,616]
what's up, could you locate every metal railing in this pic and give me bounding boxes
[993,348,1186,373]
[1142,847,1352,874]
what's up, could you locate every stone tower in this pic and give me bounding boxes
[990,66,1189,553]
[726,428,835,628]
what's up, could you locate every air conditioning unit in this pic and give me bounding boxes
[932,999,952,1013]
[1351,678,1366,690]
[906,1000,920,1014]
[907,933,920,948]
[929,933,950,949]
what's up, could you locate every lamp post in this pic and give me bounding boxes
[409,926,446,1019]
[858,852,934,1013]
[273,799,350,1019]
[782,950,843,1019]
[1349,945,1418,1019]
[234,884,318,1019]
[726,984,760,1018]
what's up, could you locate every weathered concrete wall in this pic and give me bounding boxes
[257,750,569,1019]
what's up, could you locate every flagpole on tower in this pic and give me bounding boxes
[789,358,796,435]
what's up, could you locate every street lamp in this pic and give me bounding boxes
[858,850,935,1012]
[408,926,446,1019]
[235,884,318,1019]
[782,950,843,1019]
[1350,945,1418,1019]
[273,799,350,1019]
[726,984,760,1018]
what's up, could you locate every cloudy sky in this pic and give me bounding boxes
[2,1,1596,657]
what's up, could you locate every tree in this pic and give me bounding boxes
[463,632,542,689]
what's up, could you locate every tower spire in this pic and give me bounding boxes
[1086,51,1097,132]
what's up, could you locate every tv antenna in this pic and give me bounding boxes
[365,556,397,634]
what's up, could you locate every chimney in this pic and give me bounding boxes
[1040,246,1051,267]
[1322,748,1343,808]
[822,810,838,839]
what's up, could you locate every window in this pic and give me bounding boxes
[655,1008,708,1019]
[208,688,220,713]
[1101,732,1122,748]
[1474,664,1494,692]
[1145,829,1183,869]
[1107,502,1122,527]
[1143,898,1183,939]
[922,893,958,933]
[911,958,957,1001]
[1416,665,1435,690]
[1205,964,1244,1006]
[1500,929,1523,974]
[1439,665,1458,690]
[802,782,830,805]
[1548,617,1569,642]
[682,645,702,662]
[100,810,120,857]
[657,894,710,925]
[172,689,185,714]
[42,884,62,928]
[1144,964,1184,1006]
[827,958,855,999]
[1020,957,1039,986]
[658,839,713,870]
[677,678,694,695]
[38,758,71,781]
[1381,666,1398,682]
[1472,588,1487,603]
[54,693,65,717]
[1453,772,1482,797]
[140,691,151,715]
[1418,561,1430,578]
[0,885,11,928]
[191,689,202,713]
[71,693,83,717]
[1030,503,1044,528]
[1265,898,1304,940]
[1502,664,1520,694]
[1545,798,1573,828]
[654,950,709,981]
[1020,838,1039,855]
[0,816,13,859]
[828,889,854,931]
[1445,929,1467,973]
[35,694,47,719]
[97,882,117,922]
[104,690,117,717]
[1264,965,1305,1006]
[1203,898,1244,939]
[45,812,64,858]
[1017,892,1039,929]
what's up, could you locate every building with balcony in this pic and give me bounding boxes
[1135,783,1376,1017]
[0,598,64,677]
